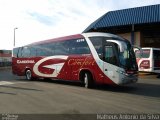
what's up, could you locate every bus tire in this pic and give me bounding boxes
[25,69,32,80]
[83,72,94,88]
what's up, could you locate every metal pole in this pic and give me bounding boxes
[14,27,18,47]
[131,24,134,45]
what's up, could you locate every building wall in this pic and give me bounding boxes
[0,50,12,67]
[134,32,141,47]
[118,31,141,47]
[141,30,160,48]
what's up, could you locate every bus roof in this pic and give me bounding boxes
[21,32,129,47]
[29,34,83,46]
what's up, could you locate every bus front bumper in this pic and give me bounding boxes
[120,74,138,85]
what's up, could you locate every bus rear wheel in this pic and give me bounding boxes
[25,69,32,80]
[83,72,94,88]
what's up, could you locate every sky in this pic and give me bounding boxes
[0,0,160,50]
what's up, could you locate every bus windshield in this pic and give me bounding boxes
[90,37,137,70]
[135,49,150,58]
[117,41,137,70]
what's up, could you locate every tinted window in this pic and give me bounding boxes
[33,43,55,56]
[135,49,150,58]
[30,46,37,57]
[55,41,69,55]
[17,47,22,58]
[69,39,91,55]
[43,43,55,56]
[16,38,90,57]
[21,46,31,57]
[153,50,160,60]
[89,37,103,59]
[153,50,160,69]
[105,45,117,65]
[13,48,19,57]
[35,45,42,56]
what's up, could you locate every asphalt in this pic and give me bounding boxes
[0,67,160,116]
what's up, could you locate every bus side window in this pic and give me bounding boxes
[17,47,22,58]
[53,41,70,55]
[35,45,42,56]
[89,37,103,59]
[34,44,55,57]
[69,39,91,55]
[30,46,36,57]
[21,46,31,58]
[13,47,19,58]
[43,43,55,56]
[68,39,78,54]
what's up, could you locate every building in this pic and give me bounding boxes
[0,50,12,67]
[83,4,160,48]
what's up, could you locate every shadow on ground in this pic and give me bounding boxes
[18,77,160,98]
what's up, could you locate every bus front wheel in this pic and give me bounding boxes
[25,69,32,80]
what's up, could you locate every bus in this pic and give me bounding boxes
[12,32,138,88]
[134,47,160,73]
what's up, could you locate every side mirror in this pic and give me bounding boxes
[132,45,143,58]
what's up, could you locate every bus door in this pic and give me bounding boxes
[103,42,120,83]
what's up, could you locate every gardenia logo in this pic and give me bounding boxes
[17,60,35,64]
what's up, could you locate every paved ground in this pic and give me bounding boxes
[0,67,160,116]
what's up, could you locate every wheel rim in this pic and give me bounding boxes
[26,70,31,80]
[84,73,88,87]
